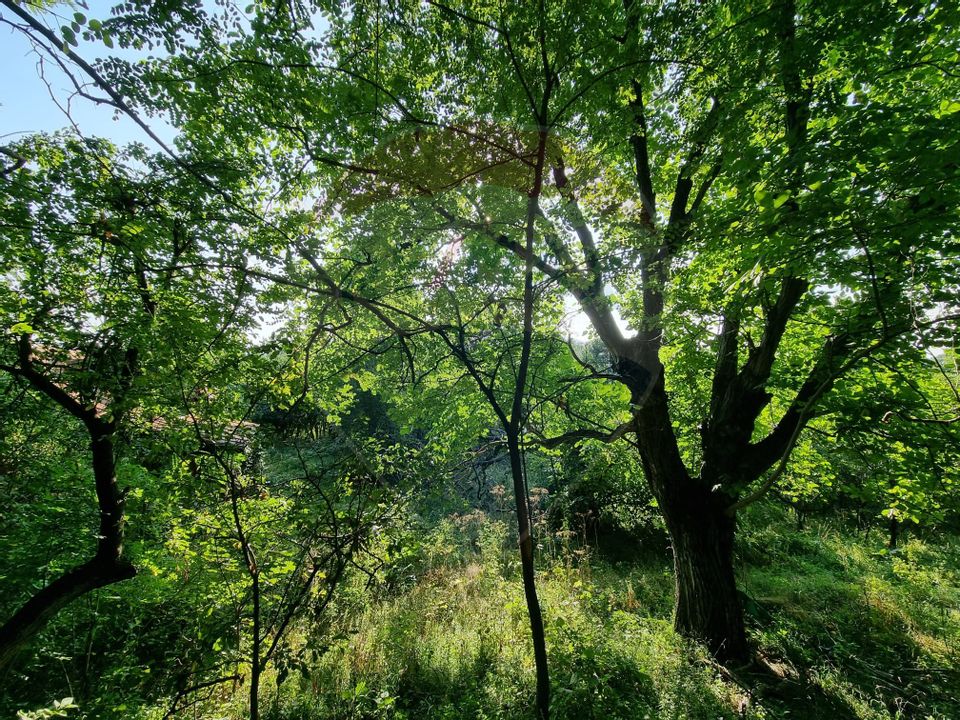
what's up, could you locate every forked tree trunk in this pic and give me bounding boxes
[626,367,750,664]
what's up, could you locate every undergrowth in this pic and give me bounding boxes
[15,506,959,720]
[256,506,959,720]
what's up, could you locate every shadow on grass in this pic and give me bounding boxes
[723,657,862,720]
[738,511,960,719]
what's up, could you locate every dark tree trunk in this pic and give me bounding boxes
[624,363,750,664]
[250,571,262,720]
[508,439,550,720]
[666,493,748,663]
[0,557,134,674]
[888,515,899,550]
[0,428,134,675]
[509,125,550,719]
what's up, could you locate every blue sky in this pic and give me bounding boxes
[0,2,174,148]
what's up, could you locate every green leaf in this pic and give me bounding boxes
[939,99,960,115]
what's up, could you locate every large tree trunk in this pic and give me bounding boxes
[623,361,750,664]
[665,488,748,663]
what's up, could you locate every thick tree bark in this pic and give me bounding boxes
[665,489,748,662]
[642,466,749,662]
[646,479,750,663]
[621,359,750,664]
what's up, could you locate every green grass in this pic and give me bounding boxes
[249,507,959,720]
[739,509,960,719]
[24,506,953,720]
[265,517,738,720]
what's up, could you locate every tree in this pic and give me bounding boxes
[205,0,955,662]
[788,350,960,546]
[163,416,401,720]
[12,0,960,667]
[0,133,255,672]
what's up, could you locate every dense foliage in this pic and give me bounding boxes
[1,0,958,718]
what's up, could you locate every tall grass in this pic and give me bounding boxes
[254,506,959,720]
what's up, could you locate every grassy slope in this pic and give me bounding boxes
[256,507,959,720]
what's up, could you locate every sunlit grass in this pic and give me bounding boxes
[253,507,959,720]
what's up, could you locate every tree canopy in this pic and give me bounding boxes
[1,0,958,718]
